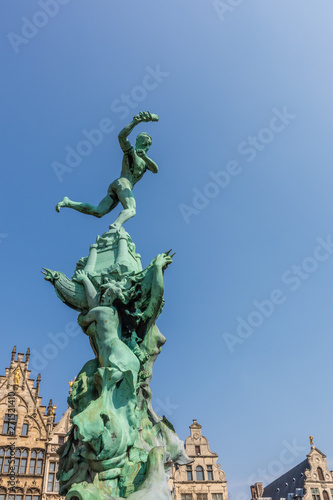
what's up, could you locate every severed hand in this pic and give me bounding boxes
[133,111,159,123]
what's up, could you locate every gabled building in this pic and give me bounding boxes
[0,347,70,500]
[169,420,228,500]
[250,440,333,500]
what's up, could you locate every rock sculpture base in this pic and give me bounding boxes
[43,227,190,500]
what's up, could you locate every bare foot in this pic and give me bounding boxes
[56,196,69,212]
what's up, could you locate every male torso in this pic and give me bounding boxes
[120,148,148,189]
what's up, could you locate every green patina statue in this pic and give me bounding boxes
[44,113,190,500]
[56,111,159,230]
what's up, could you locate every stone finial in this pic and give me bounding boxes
[10,346,16,366]
[35,373,41,399]
[25,348,30,364]
[47,399,53,416]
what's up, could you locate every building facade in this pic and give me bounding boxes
[250,440,333,500]
[169,420,228,500]
[0,347,70,500]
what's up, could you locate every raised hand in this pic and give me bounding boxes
[133,111,159,123]
[155,250,174,271]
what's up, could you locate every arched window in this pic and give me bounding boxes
[323,491,329,500]
[26,488,40,500]
[12,448,29,475]
[0,487,6,500]
[3,449,11,473]
[318,467,325,481]
[196,465,204,481]
[8,487,24,500]
[29,450,44,475]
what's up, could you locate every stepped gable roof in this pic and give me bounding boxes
[263,459,309,500]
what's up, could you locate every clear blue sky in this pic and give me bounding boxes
[1,1,333,499]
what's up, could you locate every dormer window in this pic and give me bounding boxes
[318,467,325,481]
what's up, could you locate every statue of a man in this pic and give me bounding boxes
[56,111,159,230]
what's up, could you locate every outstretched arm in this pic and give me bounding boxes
[118,111,158,153]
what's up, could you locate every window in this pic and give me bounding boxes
[212,495,223,500]
[2,413,17,435]
[29,451,44,475]
[318,468,325,481]
[330,489,333,500]
[58,436,65,445]
[0,449,4,473]
[323,492,329,500]
[26,490,40,500]
[196,465,204,481]
[3,449,11,473]
[0,487,6,500]
[181,495,192,500]
[207,465,214,480]
[186,465,193,481]
[8,449,29,475]
[19,449,28,474]
[47,462,60,492]
[21,423,29,436]
[8,489,24,500]
[197,495,208,500]
[195,446,201,455]
[312,488,320,500]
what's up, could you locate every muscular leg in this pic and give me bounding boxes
[110,187,136,229]
[56,194,118,218]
